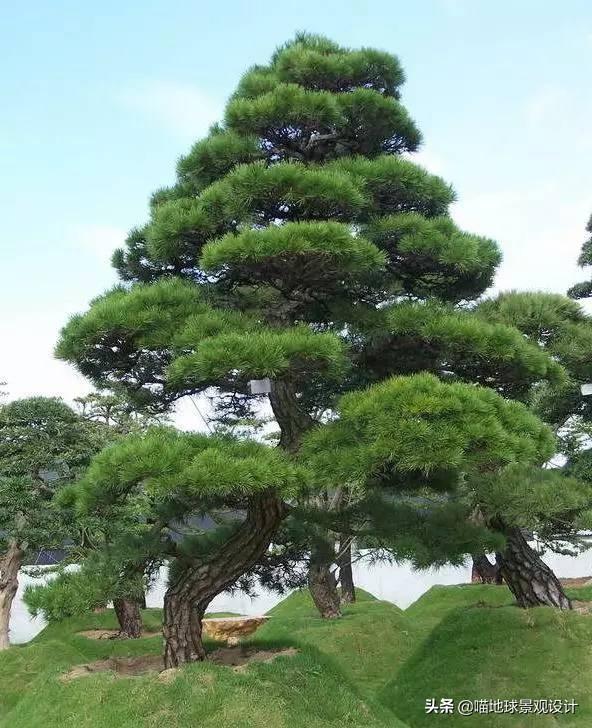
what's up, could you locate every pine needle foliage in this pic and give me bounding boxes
[54,33,577,609]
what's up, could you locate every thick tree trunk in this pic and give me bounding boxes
[163,594,206,665]
[471,552,503,584]
[113,598,143,638]
[268,379,314,453]
[337,537,356,604]
[162,490,286,668]
[0,541,23,650]
[308,535,341,618]
[496,526,571,609]
[308,560,341,618]
[270,375,344,617]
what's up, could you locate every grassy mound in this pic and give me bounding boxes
[5,583,592,727]
[264,588,413,698]
[383,584,592,727]
[0,596,401,728]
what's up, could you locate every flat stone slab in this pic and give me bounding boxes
[202,616,269,644]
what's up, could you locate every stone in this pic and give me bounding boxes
[202,616,269,646]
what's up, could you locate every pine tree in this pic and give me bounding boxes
[475,291,592,604]
[0,398,108,649]
[69,429,304,666]
[567,214,592,300]
[57,33,576,625]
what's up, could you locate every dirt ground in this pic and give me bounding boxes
[60,646,299,681]
[77,629,161,640]
[559,576,592,587]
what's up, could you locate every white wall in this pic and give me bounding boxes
[10,546,592,644]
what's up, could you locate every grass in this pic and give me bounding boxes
[3,583,592,726]
[263,588,414,698]
[0,596,399,727]
[383,584,592,727]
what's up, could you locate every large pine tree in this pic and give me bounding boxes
[57,33,579,634]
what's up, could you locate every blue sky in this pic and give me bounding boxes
[2,0,591,422]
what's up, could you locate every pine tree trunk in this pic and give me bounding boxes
[337,537,356,604]
[496,526,571,609]
[162,490,286,668]
[308,539,341,618]
[268,379,314,453]
[308,561,341,618]
[0,541,23,650]
[471,553,502,584]
[113,598,143,638]
[163,593,206,666]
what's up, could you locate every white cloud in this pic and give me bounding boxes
[452,185,589,296]
[405,147,446,175]
[0,312,94,404]
[524,85,570,126]
[122,81,223,141]
[66,223,127,260]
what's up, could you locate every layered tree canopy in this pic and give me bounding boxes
[58,33,561,435]
[50,32,587,639]
[477,291,592,426]
[302,373,554,487]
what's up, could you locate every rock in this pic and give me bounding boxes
[157,667,181,683]
[202,616,269,645]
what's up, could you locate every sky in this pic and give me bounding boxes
[1,0,591,428]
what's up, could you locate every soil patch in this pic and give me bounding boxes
[77,629,160,640]
[571,599,592,614]
[61,655,163,681]
[210,646,298,671]
[60,647,298,681]
[560,576,592,587]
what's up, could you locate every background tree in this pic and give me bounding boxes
[25,391,170,639]
[567,213,592,300]
[0,397,107,649]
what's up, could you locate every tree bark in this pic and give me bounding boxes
[163,490,286,668]
[496,526,571,609]
[308,538,341,618]
[337,537,356,604]
[163,592,206,664]
[0,541,23,650]
[113,598,143,638]
[308,560,341,618]
[471,553,503,584]
[268,378,314,453]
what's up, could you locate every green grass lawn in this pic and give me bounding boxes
[2,584,592,727]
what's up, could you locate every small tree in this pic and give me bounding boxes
[0,397,106,649]
[567,214,592,300]
[302,372,587,610]
[24,542,155,638]
[25,391,171,639]
[66,428,304,666]
[474,291,592,604]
